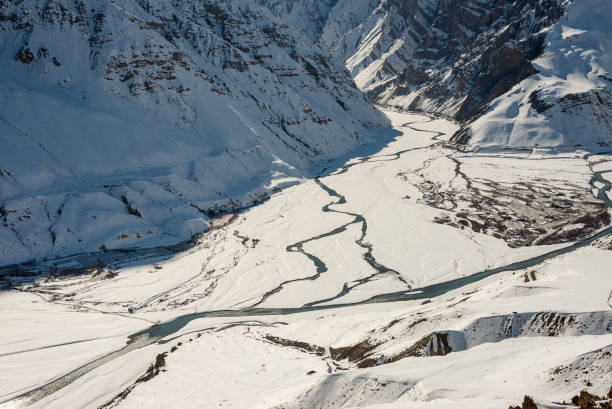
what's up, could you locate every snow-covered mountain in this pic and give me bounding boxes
[2,110,611,409]
[266,0,612,149]
[348,0,611,149]
[1,3,611,408]
[463,0,612,148]
[2,0,611,266]
[0,0,388,265]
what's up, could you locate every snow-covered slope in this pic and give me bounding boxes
[262,0,438,97]
[2,112,610,409]
[461,0,612,149]
[0,0,388,265]
[2,0,611,265]
[273,0,612,149]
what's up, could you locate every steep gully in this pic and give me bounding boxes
[4,116,612,407]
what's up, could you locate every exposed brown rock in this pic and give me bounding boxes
[509,395,538,409]
[405,167,610,248]
[265,335,325,356]
[14,47,34,64]
[330,340,379,365]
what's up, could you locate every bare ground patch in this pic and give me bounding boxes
[398,161,610,247]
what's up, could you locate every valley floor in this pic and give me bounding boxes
[1,111,611,409]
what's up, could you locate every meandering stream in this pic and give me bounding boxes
[4,116,612,407]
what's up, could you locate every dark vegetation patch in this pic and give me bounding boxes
[44,264,104,280]
[233,230,260,248]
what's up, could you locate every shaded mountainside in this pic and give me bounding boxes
[0,0,388,265]
[362,0,565,121]
[269,0,612,149]
[1,0,611,266]
[367,0,612,149]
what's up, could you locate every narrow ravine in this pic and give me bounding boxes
[4,115,612,408]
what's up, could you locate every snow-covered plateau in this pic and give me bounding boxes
[1,111,611,409]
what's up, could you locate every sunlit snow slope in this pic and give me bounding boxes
[464,0,612,148]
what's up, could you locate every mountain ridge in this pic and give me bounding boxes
[264,0,612,149]
[1,0,611,266]
[0,0,387,265]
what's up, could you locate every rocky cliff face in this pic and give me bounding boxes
[0,0,388,265]
[364,0,564,119]
[266,0,611,149]
[460,0,612,148]
[348,0,611,149]
[1,0,610,265]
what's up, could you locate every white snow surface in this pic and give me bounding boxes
[1,111,610,409]
[468,0,612,149]
[267,0,612,150]
[3,0,611,266]
[0,0,388,266]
